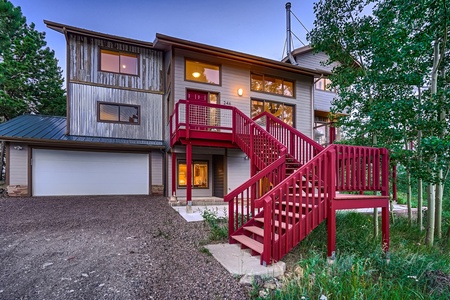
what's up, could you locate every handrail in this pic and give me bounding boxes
[253,112,324,164]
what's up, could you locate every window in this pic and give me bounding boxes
[314,116,341,146]
[178,161,209,188]
[98,102,140,124]
[185,59,220,85]
[251,99,294,126]
[100,49,138,75]
[251,74,294,97]
[315,78,335,92]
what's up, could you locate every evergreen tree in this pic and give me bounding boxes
[0,0,65,121]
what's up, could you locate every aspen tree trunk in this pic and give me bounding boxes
[405,141,412,224]
[425,40,440,246]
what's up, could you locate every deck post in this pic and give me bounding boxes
[186,142,192,206]
[382,206,389,253]
[171,151,176,197]
[327,148,337,260]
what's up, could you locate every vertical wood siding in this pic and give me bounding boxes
[227,149,250,193]
[9,143,28,185]
[69,83,163,140]
[68,33,163,92]
[151,151,163,185]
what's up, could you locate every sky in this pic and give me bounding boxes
[12,0,317,76]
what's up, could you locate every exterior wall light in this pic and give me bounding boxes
[237,88,243,96]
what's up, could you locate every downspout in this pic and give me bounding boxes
[286,2,298,65]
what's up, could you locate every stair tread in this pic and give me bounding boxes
[274,209,302,218]
[232,234,263,254]
[254,217,293,230]
[244,225,280,239]
[282,199,315,208]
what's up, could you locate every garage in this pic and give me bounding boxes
[32,149,149,196]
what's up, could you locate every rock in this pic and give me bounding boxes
[81,273,89,278]
[99,283,105,287]
[259,289,269,298]
[42,262,53,269]
[264,282,277,290]
[239,274,253,286]
[320,295,328,300]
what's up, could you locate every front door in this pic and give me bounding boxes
[186,90,219,129]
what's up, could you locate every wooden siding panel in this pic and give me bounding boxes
[227,149,250,193]
[294,51,339,73]
[172,49,314,138]
[9,143,28,185]
[68,34,163,92]
[69,83,163,140]
[151,151,163,185]
[315,90,335,113]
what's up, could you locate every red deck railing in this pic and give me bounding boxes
[256,144,389,265]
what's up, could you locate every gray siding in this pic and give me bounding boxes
[68,33,163,92]
[294,51,338,73]
[315,90,335,113]
[9,143,28,185]
[172,49,313,138]
[69,83,163,140]
[151,151,163,185]
[227,149,250,193]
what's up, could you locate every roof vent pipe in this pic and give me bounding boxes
[285,2,298,65]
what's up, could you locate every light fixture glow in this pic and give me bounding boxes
[237,88,243,96]
[192,71,201,78]
[122,64,126,69]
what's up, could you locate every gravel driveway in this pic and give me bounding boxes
[0,196,249,299]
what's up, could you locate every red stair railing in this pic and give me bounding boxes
[253,112,324,164]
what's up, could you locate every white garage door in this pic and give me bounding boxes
[32,149,149,196]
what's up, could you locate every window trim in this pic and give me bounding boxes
[250,73,295,98]
[99,48,140,76]
[184,58,222,86]
[97,102,141,125]
[177,160,209,189]
[251,98,295,127]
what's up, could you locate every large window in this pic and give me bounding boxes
[314,116,341,146]
[251,99,294,126]
[185,59,220,85]
[100,49,138,75]
[98,102,140,124]
[315,78,334,92]
[251,74,294,97]
[178,161,209,189]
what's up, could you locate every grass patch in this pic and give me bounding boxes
[201,207,228,242]
[266,212,450,300]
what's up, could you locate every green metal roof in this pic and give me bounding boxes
[0,115,165,148]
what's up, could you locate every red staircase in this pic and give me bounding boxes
[170,100,390,266]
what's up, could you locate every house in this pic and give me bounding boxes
[0,21,390,265]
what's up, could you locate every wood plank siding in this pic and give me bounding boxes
[294,51,338,73]
[151,151,163,185]
[173,49,313,138]
[68,33,164,92]
[69,83,163,140]
[315,90,335,112]
[9,143,28,185]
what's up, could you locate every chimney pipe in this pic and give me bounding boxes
[285,2,297,65]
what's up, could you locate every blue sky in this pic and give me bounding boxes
[12,0,316,75]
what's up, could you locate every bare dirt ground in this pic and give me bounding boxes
[0,196,249,300]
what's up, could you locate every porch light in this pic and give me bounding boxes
[192,71,201,78]
[237,88,243,96]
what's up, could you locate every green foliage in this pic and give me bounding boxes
[0,0,65,120]
[268,213,450,299]
[201,207,228,241]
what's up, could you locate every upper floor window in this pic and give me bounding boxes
[251,74,294,97]
[251,99,294,126]
[100,49,138,75]
[185,59,220,85]
[98,102,140,124]
[315,78,335,92]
